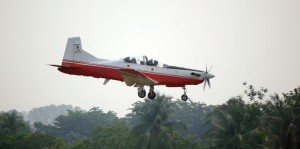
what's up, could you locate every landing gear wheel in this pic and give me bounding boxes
[148,91,156,100]
[181,86,188,101]
[181,94,188,101]
[138,89,146,98]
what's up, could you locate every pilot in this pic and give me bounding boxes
[131,57,137,64]
[124,57,130,63]
[153,60,158,67]
[146,59,154,66]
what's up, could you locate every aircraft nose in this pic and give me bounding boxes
[206,73,215,79]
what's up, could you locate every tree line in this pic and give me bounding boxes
[0,84,299,149]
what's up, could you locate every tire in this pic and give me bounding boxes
[148,91,156,100]
[181,95,188,101]
[138,90,146,98]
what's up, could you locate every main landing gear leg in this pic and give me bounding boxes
[181,86,188,101]
[148,85,156,100]
[138,86,146,98]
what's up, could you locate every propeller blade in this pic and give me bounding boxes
[203,79,207,91]
[209,65,212,73]
[203,61,213,91]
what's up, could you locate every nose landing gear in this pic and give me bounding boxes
[181,86,188,101]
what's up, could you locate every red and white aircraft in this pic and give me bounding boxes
[51,37,215,101]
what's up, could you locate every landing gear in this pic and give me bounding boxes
[137,85,156,99]
[138,89,146,98]
[181,94,188,101]
[148,85,156,100]
[181,86,188,101]
[148,91,156,100]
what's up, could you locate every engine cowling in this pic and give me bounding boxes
[191,72,201,77]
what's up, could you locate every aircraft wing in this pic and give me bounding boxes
[118,68,158,86]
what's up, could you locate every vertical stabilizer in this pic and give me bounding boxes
[62,37,98,63]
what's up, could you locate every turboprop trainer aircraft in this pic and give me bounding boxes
[50,37,215,101]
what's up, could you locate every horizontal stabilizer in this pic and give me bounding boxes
[49,64,64,68]
[48,64,80,68]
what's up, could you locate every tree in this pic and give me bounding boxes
[127,93,186,149]
[243,82,268,103]
[202,98,265,149]
[35,107,119,144]
[262,87,300,149]
[169,99,214,137]
[22,132,65,149]
[165,129,201,149]
[0,110,29,136]
[91,121,131,149]
[27,104,81,125]
[0,110,64,149]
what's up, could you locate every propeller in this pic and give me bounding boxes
[203,64,214,91]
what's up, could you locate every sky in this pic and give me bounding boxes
[0,0,299,117]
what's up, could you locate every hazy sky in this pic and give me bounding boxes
[1,0,299,117]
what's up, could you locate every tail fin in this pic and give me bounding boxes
[62,37,98,63]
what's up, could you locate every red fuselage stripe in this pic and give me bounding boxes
[59,60,203,86]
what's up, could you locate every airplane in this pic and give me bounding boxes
[50,37,215,101]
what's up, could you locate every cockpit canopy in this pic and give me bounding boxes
[123,56,204,72]
[123,56,167,67]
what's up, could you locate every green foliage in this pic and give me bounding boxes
[22,132,65,149]
[1,84,300,149]
[0,110,30,136]
[165,128,201,149]
[92,121,131,149]
[0,110,65,149]
[0,133,66,149]
[203,84,300,149]
[202,98,266,149]
[35,107,119,144]
[27,104,81,125]
[243,82,268,103]
[262,87,300,149]
[128,93,187,149]
[70,120,133,149]
[169,99,214,137]
[71,139,93,149]
[0,134,24,149]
